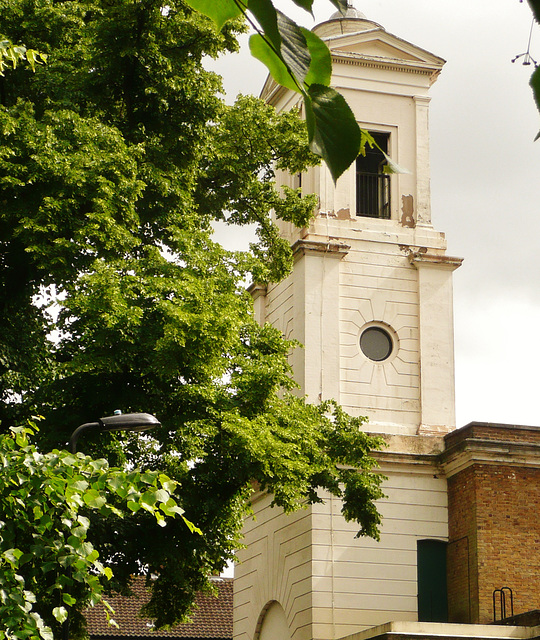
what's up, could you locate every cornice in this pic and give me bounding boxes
[441,436,540,478]
[330,51,443,79]
[408,252,464,271]
[291,239,350,260]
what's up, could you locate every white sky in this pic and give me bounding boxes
[208,0,540,429]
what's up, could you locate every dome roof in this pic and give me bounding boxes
[314,3,383,38]
[329,4,366,20]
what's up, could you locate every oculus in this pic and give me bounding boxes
[360,326,393,362]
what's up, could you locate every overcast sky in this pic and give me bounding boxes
[208,0,540,429]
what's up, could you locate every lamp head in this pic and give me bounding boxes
[99,412,161,432]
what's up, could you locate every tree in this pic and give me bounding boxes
[0,420,185,639]
[0,0,385,633]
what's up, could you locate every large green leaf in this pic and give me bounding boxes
[303,28,332,87]
[183,0,243,30]
[531,65,540,140]
[276,10,310,88]
[290,0,315,14]
[249,25,330,94]
[248,0,281,52]
[305,84,361,182]
[248,1,311,89]
[249,34,300,92]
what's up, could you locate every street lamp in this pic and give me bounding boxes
[68,412,161,454]
[63,411,160,639]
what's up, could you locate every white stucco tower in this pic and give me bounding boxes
[235,7,462,640]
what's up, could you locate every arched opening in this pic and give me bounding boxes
[255,601,291,640]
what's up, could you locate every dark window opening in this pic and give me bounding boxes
[356,132,391,219]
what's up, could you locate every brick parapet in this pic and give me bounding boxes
[442,423,540,626]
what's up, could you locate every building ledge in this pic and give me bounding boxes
[340,620,540,640]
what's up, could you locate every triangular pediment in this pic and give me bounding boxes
[325,28,445,68]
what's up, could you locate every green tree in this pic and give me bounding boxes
[0,0,385,631]
[0,421,185,639]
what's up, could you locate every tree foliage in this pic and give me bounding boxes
[0,421,185,639]
[0,0,385,633]
[186,0,362,181]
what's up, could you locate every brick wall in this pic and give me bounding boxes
[444,423,540,625]
[447,467,477,623]
[474,464,540,623]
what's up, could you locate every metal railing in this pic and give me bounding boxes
[493,587,514,622]
[356,172,391,219]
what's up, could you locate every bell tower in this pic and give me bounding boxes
[252,5,462,437]
[236,7,462,640]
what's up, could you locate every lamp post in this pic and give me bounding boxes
[63,411,160,639]
[68,411,161,454]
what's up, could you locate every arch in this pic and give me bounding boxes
[254,601,292,640]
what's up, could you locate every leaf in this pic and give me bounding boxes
[382,152,410,175]
[248,0,281,53]
[528,0,540,24]
[140,490,157,510]
[154,488,170,503]
[304,84,361,182]
[302,28,332,87]
[3,548,23,565]
[290,0,314,12]
[250,25,329,94]
[530,65,540,140]
[126,500,140,513]
[158,475,177,493]
[62,593,76,606]
[183,0,242,30]
[52,606,68,623]
[183,516,203,535]
[327,0,348,15]
[83,489,106,509]
[249,34,299,92]
[276,10,310,88]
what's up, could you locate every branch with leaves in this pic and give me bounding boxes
[185,0,365,181]
[0,421,190,640]
[0,38,47,76]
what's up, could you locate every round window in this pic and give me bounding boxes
[360,326,393,362]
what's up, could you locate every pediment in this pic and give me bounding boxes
[326,28,445,68]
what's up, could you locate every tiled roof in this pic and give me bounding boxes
[85,577,233,639]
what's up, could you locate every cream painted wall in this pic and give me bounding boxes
[235,12,459,640]
[234,443,448,640]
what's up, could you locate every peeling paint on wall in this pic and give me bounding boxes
[336,208,351,220]
[401,194,415,228]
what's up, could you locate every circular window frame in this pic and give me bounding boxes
[359,322,398,363]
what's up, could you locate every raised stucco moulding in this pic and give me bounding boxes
[408,252,463,271]
[247,282,267,300]
[291,238,350,261]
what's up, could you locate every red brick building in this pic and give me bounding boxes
[443,422,540,625]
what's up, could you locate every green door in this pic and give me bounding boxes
[417,539,448,622]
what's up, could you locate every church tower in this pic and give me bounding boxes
[235,7,463,640]
[251,6,461,437]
